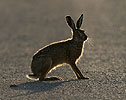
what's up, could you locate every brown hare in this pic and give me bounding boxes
[26,14,89,81]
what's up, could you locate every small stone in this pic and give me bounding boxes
[10,84,18,87]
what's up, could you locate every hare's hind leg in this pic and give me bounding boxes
[38,57,63,81]
[31,57,44,78]
[41,76,63,81]
[31,56,52,79]
[38,57,52,81]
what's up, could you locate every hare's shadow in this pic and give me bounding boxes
[10,79,77,98]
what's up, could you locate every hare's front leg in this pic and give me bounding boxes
[70,62,89,80]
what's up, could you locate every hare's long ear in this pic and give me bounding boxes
[76,14,83,29]
[66,16,76,31]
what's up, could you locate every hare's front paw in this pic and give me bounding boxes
[79,77,89,80]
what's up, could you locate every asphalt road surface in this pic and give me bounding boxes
[0,0,126,100]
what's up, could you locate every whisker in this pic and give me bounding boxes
[87,37,95,47]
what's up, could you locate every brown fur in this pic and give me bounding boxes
[27,14,89,81]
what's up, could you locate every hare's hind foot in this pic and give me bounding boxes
[39,76,63,81]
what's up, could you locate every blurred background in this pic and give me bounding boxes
[0,0,126,99]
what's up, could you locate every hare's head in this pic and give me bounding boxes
[66,14,87,42]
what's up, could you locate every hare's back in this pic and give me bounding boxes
[33,41,69,59]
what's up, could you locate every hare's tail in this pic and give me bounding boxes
[26,74,39,81]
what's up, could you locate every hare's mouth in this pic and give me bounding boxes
[85,37,88,42]
[83,36,87,41]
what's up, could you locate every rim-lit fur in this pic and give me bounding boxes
[27,14,88,81]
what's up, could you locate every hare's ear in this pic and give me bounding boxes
[76,14,83,29]
[66,16,76,31]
